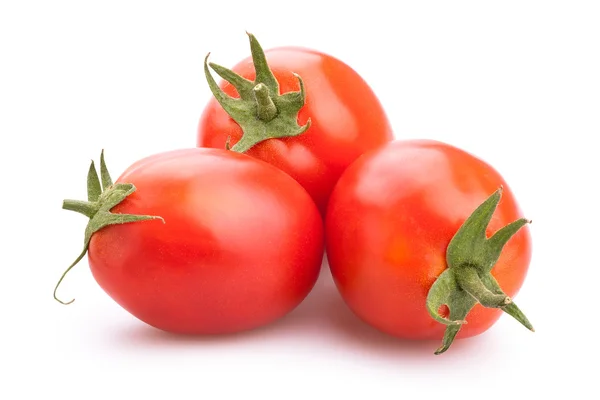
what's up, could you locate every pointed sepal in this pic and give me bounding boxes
[100,149,113,190]
[204,33,310,153]
[54,151,164,305]
[426,186,533,354]
[87,161,101,202]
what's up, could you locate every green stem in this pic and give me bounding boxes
[204,33,310,153]
[55,151,162,305]
[62,199,98,218]
[253,83,277,121]
[426,187,534,354]
[455,265,511,308]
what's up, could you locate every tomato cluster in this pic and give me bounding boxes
[57,33,533,354]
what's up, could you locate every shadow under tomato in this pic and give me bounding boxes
[270,261,493,360]
[111,261,490,361]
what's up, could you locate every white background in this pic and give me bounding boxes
[1,1,598,398]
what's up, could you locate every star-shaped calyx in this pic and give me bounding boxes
[204,32,311,153]
[54,150,163,305]
[426,187,534,354]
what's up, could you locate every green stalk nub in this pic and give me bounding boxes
[54,150,163,305]
[204,32,311,153]
[426,187,534,355]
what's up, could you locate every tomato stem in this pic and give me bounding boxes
[62,199,98,218]
[203,33,311,153]
[253,83,277,121]
[455,266,511,308]
[54,150,163,305]
[426,187,534,354]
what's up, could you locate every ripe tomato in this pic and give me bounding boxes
[325,139,532,352]
[57,148,324,334]
[197,34,394,214]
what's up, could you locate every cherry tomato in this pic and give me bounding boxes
[58,148,324,334]
[325,139,532,347]
[198,34,394,214]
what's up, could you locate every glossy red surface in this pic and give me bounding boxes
[325,140,532,340]
[198,47,394,214]
[88,148,324,334]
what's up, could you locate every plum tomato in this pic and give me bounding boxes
[55,148,324,334]
[197,33,394,214]
[325,139,533,354]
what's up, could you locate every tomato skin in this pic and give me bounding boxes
[87,148,324,334]
[198,47,394,214]
[325,140,532,340]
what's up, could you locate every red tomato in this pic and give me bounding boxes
[198,37,394,214]
[61,148,324,334]
[325,139,532,344]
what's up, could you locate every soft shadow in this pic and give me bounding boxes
[110,306,295,348]
[260,263,487,361]
[111,260,489,361]
[116,320,262,343]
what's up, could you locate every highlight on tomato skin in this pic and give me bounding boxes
[197,33,394,215]
[56,148,325,335]
[324,139,534,354]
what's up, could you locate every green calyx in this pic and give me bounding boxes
[204,32,311,153]
[54,150,163,305]
[426,187,534,355]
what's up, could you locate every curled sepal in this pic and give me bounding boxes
[54,151,164,305]
[425,269,469,326]
[426,186,533,354]
[426,270,475,355]
[204,33,311,153]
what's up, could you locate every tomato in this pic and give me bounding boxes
[197,34,394,214]
[325,139,533,353]
[57,148,324,334]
